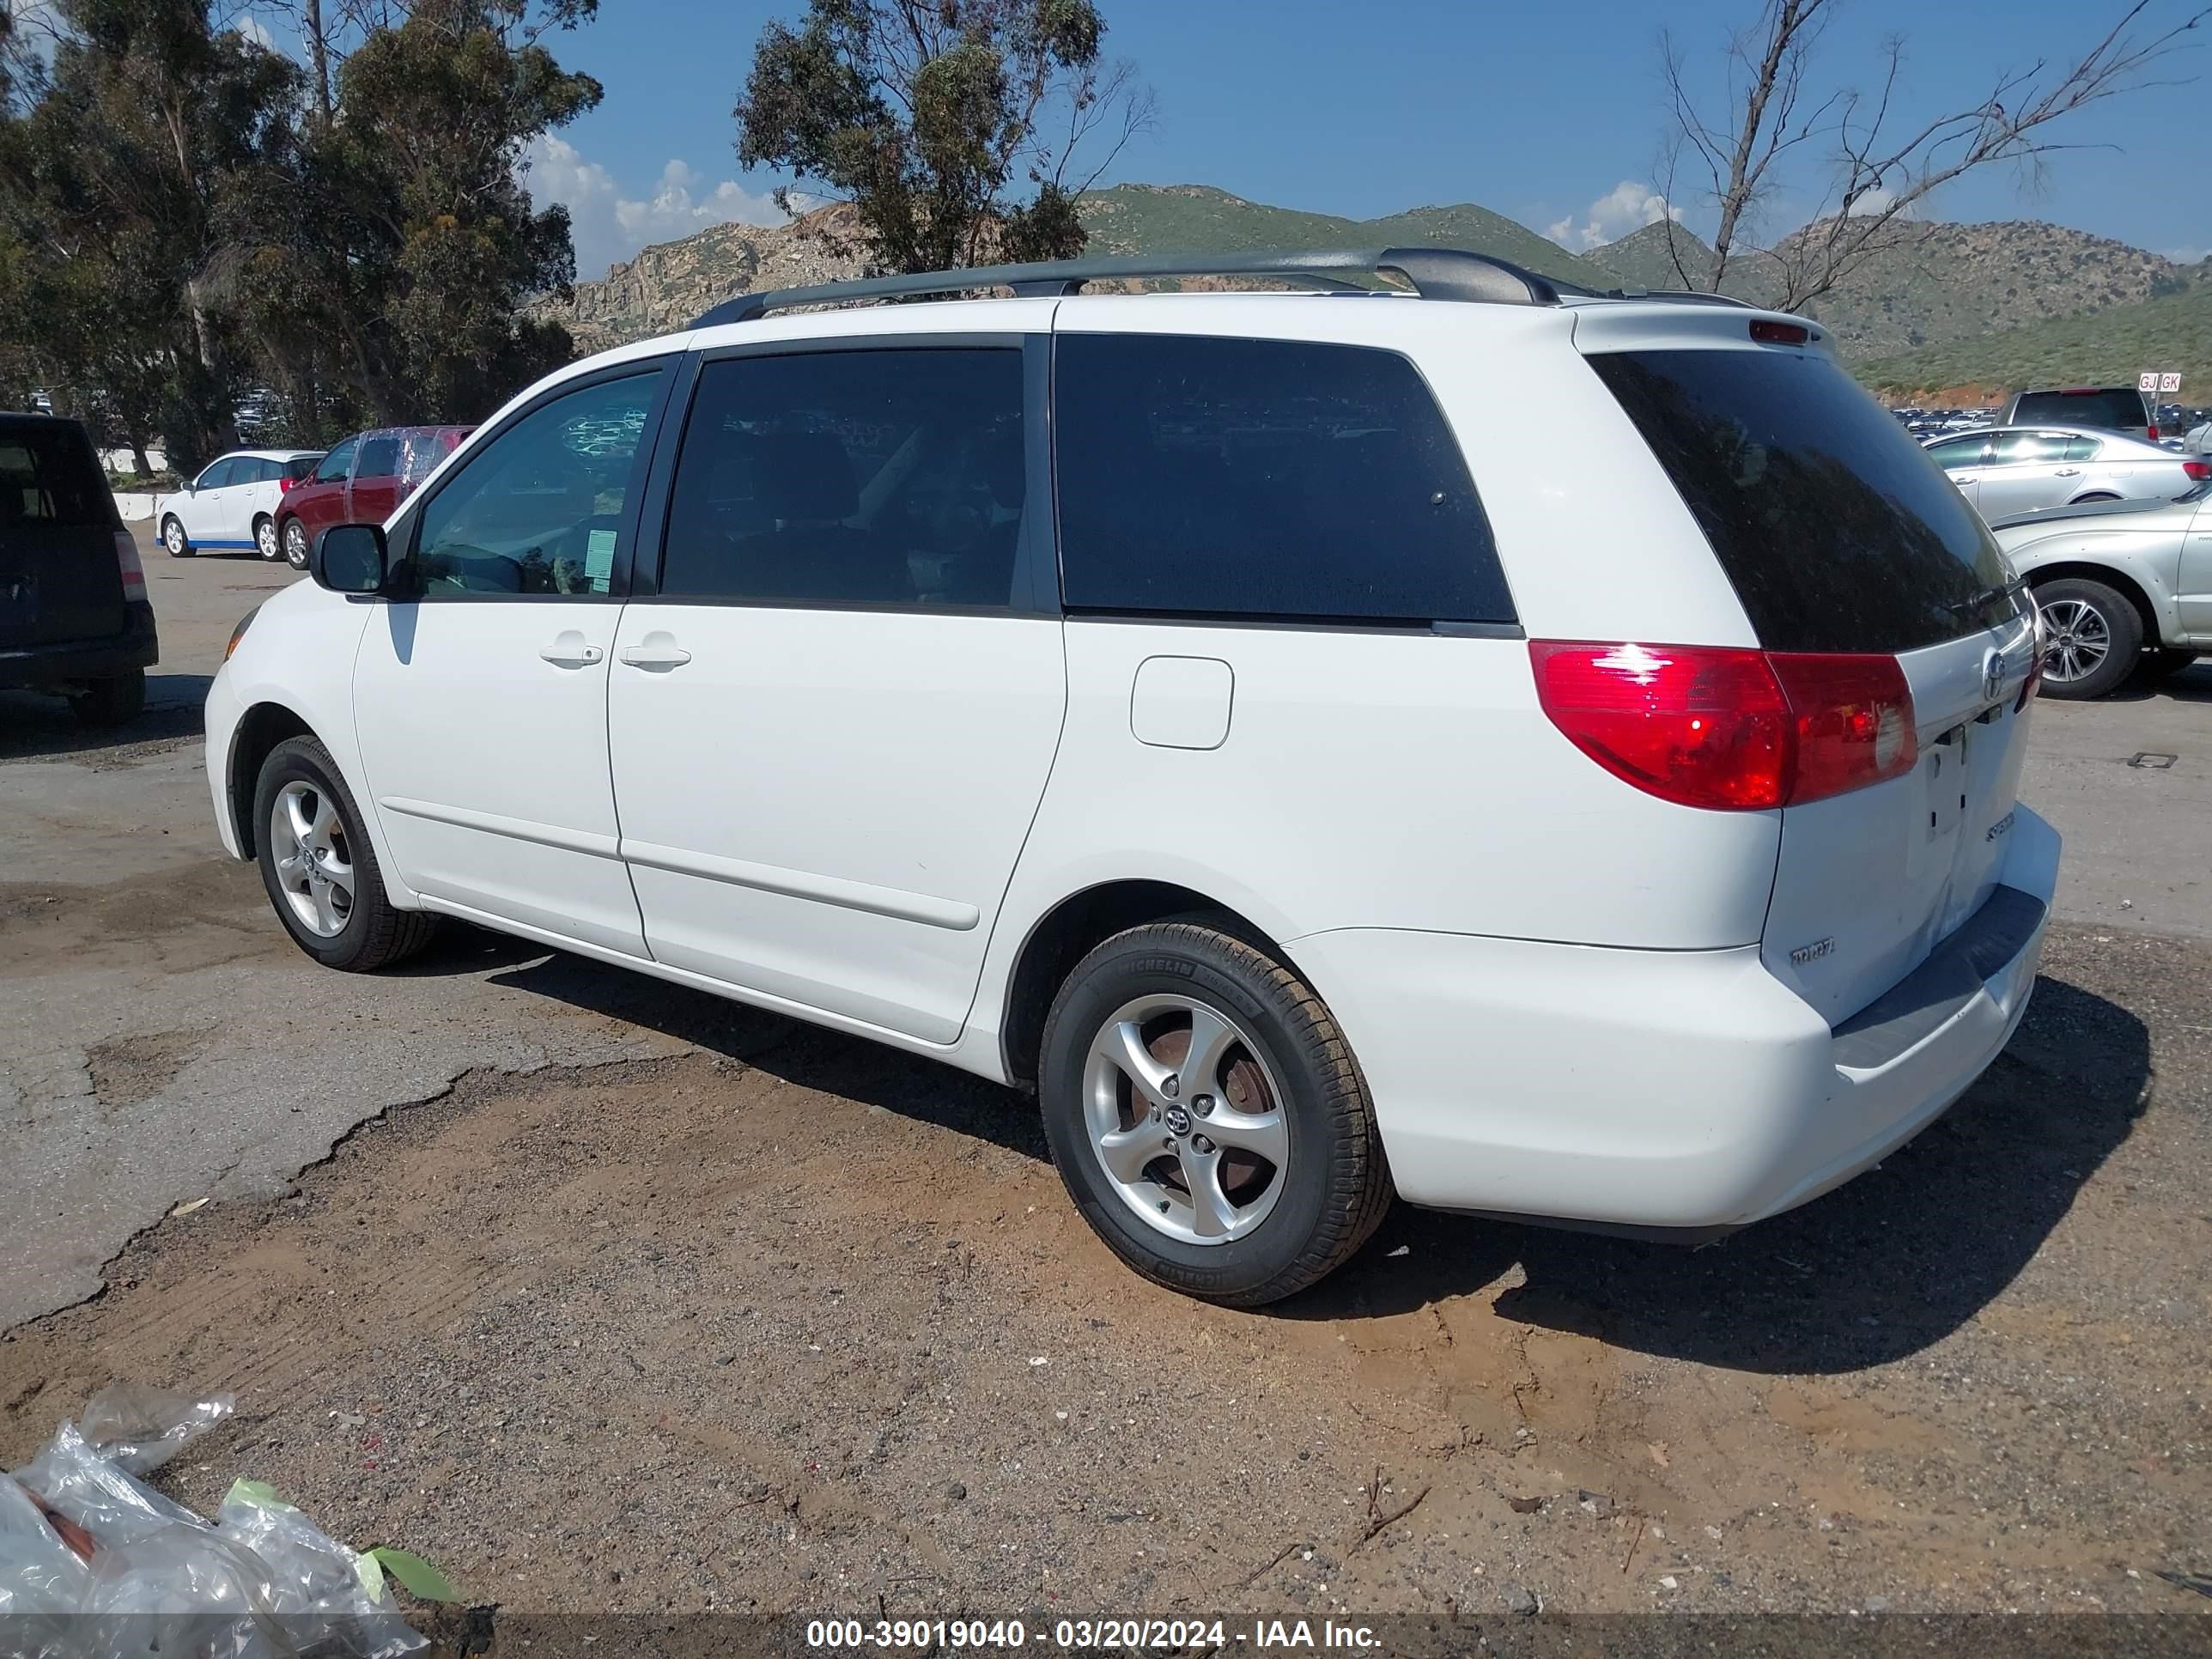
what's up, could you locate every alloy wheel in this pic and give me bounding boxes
[2039,598,2110,684]
[268,780,355,938]
[163,519,185,556]
[283,520,309,569]
[1081,994,1289,1245]
[256,518,279,560]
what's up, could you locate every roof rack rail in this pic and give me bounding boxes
[689,246,1591,329]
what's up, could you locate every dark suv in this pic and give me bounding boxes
[0,414,155,726]
[1998,386,2158,443]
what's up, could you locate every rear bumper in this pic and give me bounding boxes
[0,600,158,689]
[1287,805,2061,1231]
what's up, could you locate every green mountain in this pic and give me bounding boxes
[1853,273,2212,398]
[1585,218,2192,362]
[1075,183,1606,288]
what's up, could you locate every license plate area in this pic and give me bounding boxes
[1924,725,1968,843]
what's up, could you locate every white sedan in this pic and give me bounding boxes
[155,448,324,561]
[1923,424,2208,521]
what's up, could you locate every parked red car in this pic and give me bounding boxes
[275,425,471,569]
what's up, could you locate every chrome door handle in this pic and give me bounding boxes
[538,638,604,667]
[2053,467,2081,477]
[619,641,692,669]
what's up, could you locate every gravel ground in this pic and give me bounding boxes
[3,922,2207,1632]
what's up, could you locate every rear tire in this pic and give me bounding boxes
[1037,921,1392,1307]
[70,668,144,728]
[252,735,437,971]
[2033,577,2142,701]
[161,515,192,558]
[253,514,279,561]
[281,517,310,570]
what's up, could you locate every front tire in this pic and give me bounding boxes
[70,669,144,727]
[161,516,192,558]
[2033,577,2143,701]
[252,735,437,971]
[281,517,309,570]
[1037,921,1392,1307]
[253,514,279,561]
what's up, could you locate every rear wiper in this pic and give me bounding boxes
[1948,574,2029,615]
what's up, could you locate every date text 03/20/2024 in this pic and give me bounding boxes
[806,1619,1382,1650]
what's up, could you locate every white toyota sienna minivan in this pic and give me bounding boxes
[205,248,2059,1305]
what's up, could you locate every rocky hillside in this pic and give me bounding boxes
[1583,218,2193,357]
[1854,270,2212,398]
[533,182,2197,368]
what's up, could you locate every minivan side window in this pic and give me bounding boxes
[1053,334,1513,624]
[196,457,237,490]
[410,371,659,597]
[659,348,1027,608]
[356,434,403,478]
[313,440,357,485]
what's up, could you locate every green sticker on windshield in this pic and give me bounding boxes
[585,528,617,591]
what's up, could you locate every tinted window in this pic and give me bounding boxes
[1054,334,1510,623]
[2063,436,2101,462]
[1925,437,1987,471]
[196,458,237,489]
[411,371,659,596]
[313,440,357,484]
[1990,433,2068,466]
[1590,348,2016,653]
[661,349,1025,607]
[284,454,323,483]
[2013,389,2147,431]
[356,434,403,478]
[0,425,108,526]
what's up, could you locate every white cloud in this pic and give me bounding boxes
[1845,184,1899,218]
[232,14,274,48]
[523,136,785,283]
[2162,245,2210,265]
[1547,180,1683,252]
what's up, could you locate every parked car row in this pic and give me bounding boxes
[155,425,471,568]
[1923,424,2208,519]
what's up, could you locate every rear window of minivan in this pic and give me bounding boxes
[2012,389,2148,431]
[0,424,110,528]
[1054,334,1514,625]
[1589,348,2018,653]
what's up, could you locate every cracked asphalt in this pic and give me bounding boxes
[2,543,2208,1622]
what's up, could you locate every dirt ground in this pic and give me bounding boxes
[4,913,2209,1628]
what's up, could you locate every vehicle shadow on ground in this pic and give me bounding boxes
[0,673,210,761]
[407,926,1049,1158]
[424,927,2148,1375]
[2106,664,2212,706]
[1297,974,2152,1372]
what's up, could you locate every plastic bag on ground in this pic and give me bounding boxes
[1,1389,426,1659]
[79,1384,234,1474]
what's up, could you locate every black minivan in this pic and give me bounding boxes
[0,414,156,726]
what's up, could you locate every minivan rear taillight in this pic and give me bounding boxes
[112,529,146,602]
[2184,459,2209,482]
[1529,641,1917,811]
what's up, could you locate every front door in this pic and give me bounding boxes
[606,334,1065,1044]
[349,430,406,526]
[351,365,672,957]
[190,457,252,549]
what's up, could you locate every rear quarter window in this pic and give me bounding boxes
[0,425,111,526]
[1589,347,2017,653]
[2012,390,2148,431]
[1053,333,1514,624]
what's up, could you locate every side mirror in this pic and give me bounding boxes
[312,523,387,595]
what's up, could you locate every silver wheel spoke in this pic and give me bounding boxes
[1096,1124,1161,1184]
[312,879,341,936]
[1097,1018,1172,1107]
[1180,1145,1239,1240]
[1179,1006,1237,1097]
[1203,1103,1287,1166]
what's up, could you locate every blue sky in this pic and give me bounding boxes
[507,0,2212,279]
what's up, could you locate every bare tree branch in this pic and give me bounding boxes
[1656,0,2209,309]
